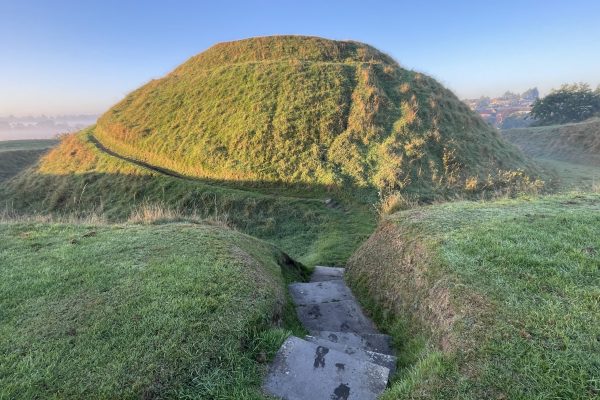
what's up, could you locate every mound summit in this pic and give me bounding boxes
[87,35,533,195]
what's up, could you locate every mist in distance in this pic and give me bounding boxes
[0,114,98,141]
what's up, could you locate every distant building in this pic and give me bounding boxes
[463,88,538,128]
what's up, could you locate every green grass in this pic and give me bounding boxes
[0,139,58,182]
[502,117,600,167]
[1,130,375,265]
[0,221,307,399]
[0,139,58,152]
[534,157,600,191]
[93,35,536,197]
[502,119,600,192]
[347,193,600,399]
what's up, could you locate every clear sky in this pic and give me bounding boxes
[1,0,599,116]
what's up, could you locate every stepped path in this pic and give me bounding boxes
[264,266,396,400]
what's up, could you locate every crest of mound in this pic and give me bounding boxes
[91,35,534,194]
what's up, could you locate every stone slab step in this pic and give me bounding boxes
[304,335,397,374]
[295,300,379,334]
[310,266,345,282]
[263,336,389,400]
[309,330,394,356]
[289,280,355,305]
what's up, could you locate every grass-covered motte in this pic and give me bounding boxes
[0,222,307,399]
[347,193,600,399]
[94,35,536,196]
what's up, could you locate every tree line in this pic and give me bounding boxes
[530,83,600,126]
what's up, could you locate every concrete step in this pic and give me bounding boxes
[309,330,394,356]
[295,300,379,334]
[289,280,355,306]
[310,266,345,282]
[305,335,397,374]
[263,336,390,400]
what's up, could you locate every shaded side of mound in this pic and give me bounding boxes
[345,194,600,399]
[503,118,600,166]
[1,129,375,265]
[93,35,536,197]
[0,222,307,399]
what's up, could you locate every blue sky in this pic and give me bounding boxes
[1,0,599,116]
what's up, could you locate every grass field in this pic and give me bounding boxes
[503,118,600,166]
[0,139,59,152]
[502,118,600,192]
[0,139,58,182]
[347,193,600,399]
[0,222,307,399]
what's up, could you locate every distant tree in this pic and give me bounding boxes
[521,87,539,101]
[530,83,600,125]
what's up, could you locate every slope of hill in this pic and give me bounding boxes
[93,35,535,196]
[0,139,58,182]
[0,221,306,399]
[1,36,540,266]
[503,118,600,166]
[502,118,600,191]
[1,129,374,265]
[346,194,600,399]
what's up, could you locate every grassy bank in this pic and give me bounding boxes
[1,131,375,266]
[0,139,58,182]
[502,118,600,166]
[347,193,600,399]
[0,221,307,399]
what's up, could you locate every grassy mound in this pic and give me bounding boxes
[0,221,306,399]
[346,194,600,399]
[1,130,373,265]
[503,118,600,166]
[94,35,534,196]
[502,119,600,191]
[0,139,57,182]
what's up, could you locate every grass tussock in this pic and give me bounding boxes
[347,193,600,399]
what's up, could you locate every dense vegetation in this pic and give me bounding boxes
[530,83,600,126]
[347,194,600,399]
[93,35,536,197]
[0,222,308,399]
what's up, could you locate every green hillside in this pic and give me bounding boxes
[346,194,600,399]
[94,35,535,196]
[0,221,307,399]
[502,118,600,191]
[0,139,58,182]
[1,36,542,265]
[503,118,600,166]
[1,129,374,265]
